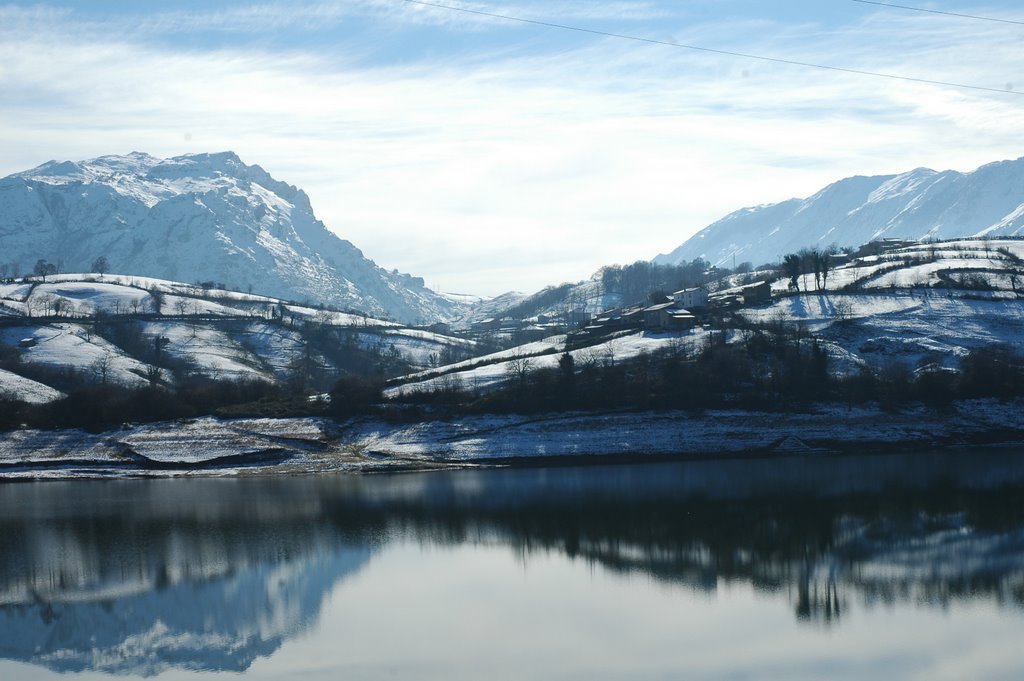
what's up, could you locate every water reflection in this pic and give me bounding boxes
[0,479,372,675]
[1,449,1024,675]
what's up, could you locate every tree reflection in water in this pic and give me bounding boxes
[1,448,1024,674]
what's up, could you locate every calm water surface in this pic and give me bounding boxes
[2,450,1024,680]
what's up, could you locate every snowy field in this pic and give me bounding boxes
[140,322,274,381]
[739,293,1024,373]
[0,323,153,387]
[29,282,155,316]
[0,274,480,400]
[394,334,569,384]
[361,328,477,366]
[0,368,64,404]
[769,239,1024,294]
[0,274,398,326]
[387,330,705,397]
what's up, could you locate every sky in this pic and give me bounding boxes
[2,1,1024,296]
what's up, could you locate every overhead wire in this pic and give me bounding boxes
[397,0,1021,96]
[850,0,1024,27]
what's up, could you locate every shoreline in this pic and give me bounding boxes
[1,399,1023,480]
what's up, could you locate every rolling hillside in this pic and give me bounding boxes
[0,273,477,403]
[389,238,1024,397]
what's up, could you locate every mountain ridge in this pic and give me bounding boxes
[0,151,463,324]
[655,157,1024,267]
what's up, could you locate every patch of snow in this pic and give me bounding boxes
[0,324,153,387]
[388,330,704,397]
[30,282,154,316]
[0,368,65,404]
[141,322,272,381]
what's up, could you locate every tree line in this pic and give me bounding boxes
[782,247,839,292]
[599,258,755,308]
[5,330,1024,432]
[393,332,1024,417]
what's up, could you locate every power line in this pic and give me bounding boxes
[850,0,1024,26]
[398,0,1022,96]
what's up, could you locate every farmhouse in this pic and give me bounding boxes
[671,287,708,310]
[642,303,698,331]
[739,281,771,306]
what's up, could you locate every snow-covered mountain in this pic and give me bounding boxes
[0,152,462,324]
[655,157,1024,267]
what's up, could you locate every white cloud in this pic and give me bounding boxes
[53,1,670,36]
[1,4,1023,295]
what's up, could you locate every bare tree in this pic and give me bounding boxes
[436,372,464,396]
[575,347,601,370]
[150,290,164,314]
[35,293,57,317]
[145,365,163,387]
[810,249,823,291]
[600,339,618,367]
[820,246,838,290]
[833,299,854,325]
[33,259,57,282]
[92,352,113,385]
[505,355,534,388]
[190,302,201,337]
[91,255,110,276]
[287,343,320,394]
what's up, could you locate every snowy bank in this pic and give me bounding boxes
[3,400,1024,479]
[344,400,1024,463]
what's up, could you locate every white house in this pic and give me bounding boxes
[671,287,708,310]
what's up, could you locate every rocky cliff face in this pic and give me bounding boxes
[0,151,464,323]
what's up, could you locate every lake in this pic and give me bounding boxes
[2,449,1024,680]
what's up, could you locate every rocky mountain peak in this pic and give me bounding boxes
[0,152,465,324]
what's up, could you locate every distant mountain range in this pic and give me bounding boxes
[457,156,1024,323]
[0,152,464,324]
[8,152,1024,327]
[655,157,1024,267]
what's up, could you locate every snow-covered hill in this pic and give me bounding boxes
[0,274,478,402]
[0,152,464,324]
[655,157,1024,268]
[391,238,1024,396]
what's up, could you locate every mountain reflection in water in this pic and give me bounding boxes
[1,449,1024,676]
